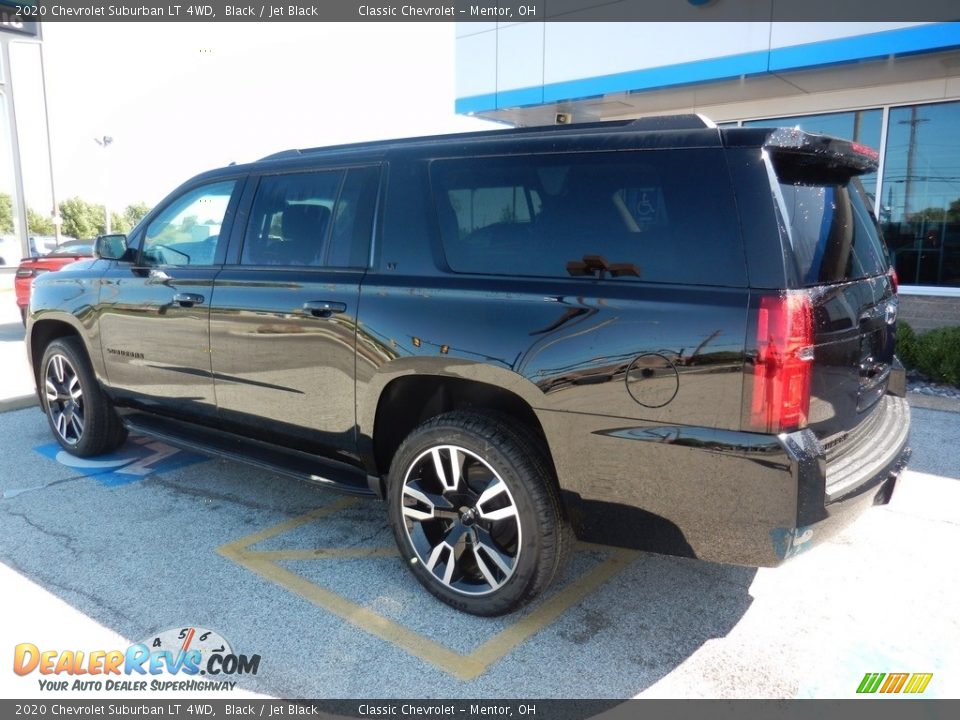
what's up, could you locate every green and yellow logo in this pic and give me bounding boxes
[857,672,933,694]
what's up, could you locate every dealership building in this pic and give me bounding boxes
[456,20,960,330]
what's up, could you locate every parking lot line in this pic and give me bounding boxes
[218,499,639,681]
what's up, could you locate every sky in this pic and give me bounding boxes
[8,22,497,218]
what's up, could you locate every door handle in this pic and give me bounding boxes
[173,292,205,307]
[302,300,346,318]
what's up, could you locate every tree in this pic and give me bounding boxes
[59,197,104,240]
[124,202,151,229]
[27,207,55,236]
[909,198,960,224]
[110,212,130,235]
[0,193,14,234]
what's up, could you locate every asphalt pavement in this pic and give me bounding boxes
[0,278,957,700]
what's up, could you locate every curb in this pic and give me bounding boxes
[0,394,38,413]
[907,392,960,414]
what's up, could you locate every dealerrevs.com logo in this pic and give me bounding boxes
[13,627,261,692]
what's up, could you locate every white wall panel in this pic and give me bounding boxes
[456,30,498,100]
[769,22,929,48]
[541,23,771,85]
[497,22,545,92]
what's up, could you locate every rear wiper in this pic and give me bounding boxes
[566,254,641,279]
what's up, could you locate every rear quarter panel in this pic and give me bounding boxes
[357,154,751,482]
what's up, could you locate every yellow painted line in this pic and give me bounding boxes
[247,547,398,561]
[218,501,640,682]
[221,549,485,680]
[216,496,360,557]
[466,546,639,673]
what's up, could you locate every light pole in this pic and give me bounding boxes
[94,135,113,234]
[39,43,62,247]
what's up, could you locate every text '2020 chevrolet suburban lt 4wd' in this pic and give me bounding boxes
[27,116,910,615]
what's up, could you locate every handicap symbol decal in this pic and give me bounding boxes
[33,436,207,486]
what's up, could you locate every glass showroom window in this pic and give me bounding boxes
[881,100,960,288]
[743,109,884,203]
[0,90,23,264]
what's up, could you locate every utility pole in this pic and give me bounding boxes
[899,107,928,220]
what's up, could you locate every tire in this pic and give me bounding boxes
[40,336,127,457]
[387,410,572,616]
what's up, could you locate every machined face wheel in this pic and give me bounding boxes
[401,445,522,596]
[44,353,85,446]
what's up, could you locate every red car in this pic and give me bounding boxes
[15,239,94,324]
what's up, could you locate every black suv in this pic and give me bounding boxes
[27,116,910,615]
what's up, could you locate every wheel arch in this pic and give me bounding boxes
[359,362,554,484]
[29,315,99,401]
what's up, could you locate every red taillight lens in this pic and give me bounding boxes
[750,292,814,433]
[889,266,899,294]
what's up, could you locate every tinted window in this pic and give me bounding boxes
[241,167,377,268]
[777,178,888,286]
[143,181,236,266]
[328,166,379,268]
[431,150,746,286]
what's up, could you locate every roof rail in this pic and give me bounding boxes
[256,114,717,162]
[259,149,303,161]
[626,114,715,131]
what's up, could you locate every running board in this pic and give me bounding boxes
[121,411,377,497]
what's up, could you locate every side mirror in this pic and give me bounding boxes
[94,234,128,260]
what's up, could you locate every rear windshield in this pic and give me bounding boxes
[47,242,93,257]
[775,175,888,286]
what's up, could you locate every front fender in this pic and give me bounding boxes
[27,263,107,385]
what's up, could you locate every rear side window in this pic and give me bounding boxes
[430,150,747,286]
[775,176,888,286]
[241,167,377,268]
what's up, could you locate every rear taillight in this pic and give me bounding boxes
[889,266,899,294]
[750,292,814,433]
[15,268,35,278]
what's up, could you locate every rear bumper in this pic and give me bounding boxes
[777,399,911,561]
[541,393,911,567]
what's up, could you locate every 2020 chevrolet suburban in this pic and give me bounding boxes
[27,116,911,615]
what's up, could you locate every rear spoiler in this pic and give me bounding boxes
[763,127,879,177]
